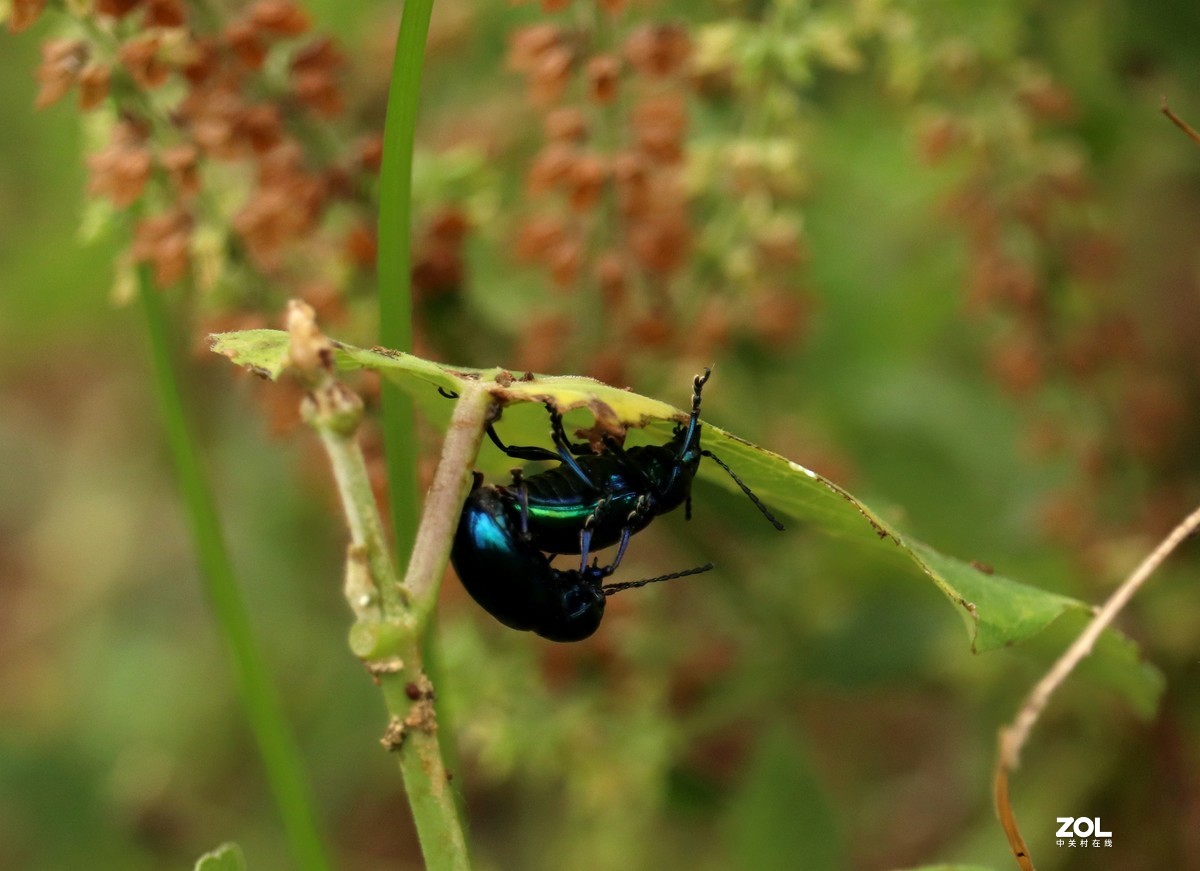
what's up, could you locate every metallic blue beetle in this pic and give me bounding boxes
[448,370,783,641]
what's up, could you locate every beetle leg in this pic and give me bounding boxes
[626,493,649,521]
[602,494,652,573]
[543,406,598,490]
[486,425,561,463]
[545,403,594,456]
[577,493,614,554]
[606,524,632,575]
[510,468,532,541]
[578,526,594,573]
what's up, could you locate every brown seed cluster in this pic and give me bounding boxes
[927,67,1200,556]
[24,0,380,319]
[505,9,703,381]
[498,6,817,382]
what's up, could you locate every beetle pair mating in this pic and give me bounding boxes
[448,370,784,642]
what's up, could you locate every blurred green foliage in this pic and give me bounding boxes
[3,2,1200,870]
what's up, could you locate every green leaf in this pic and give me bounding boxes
[194,842,247,871]
[893,866,998,871]
[209,330,1164,712]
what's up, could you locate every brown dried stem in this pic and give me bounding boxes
[993,503,1200,870]
[1161,98,1200,148]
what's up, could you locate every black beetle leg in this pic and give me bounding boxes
[628,493,652,527]
[510,468,532,541]
[487,426,561,463]
[602,524,632,577]
[578,526,594,573]
[603,495,651,574]
[544,407,598,490]
[546,402,594,456]
[578,493,613,555]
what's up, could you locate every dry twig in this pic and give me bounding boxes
[993,504,1200,870]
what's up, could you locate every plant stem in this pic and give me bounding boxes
[401,383,494,620]
[137,269,330,871]
[993,502,1200,871]
[290,302,481,870]
[377,0,435,567]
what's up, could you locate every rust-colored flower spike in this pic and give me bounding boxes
[233,142,326,270]
[182,37,219,85]
[87,120,153,207]
[132,207,194,287]
[595,253,626,306]
[529,43,573,106]
[527,142,577,195]
[515,313,572,373]
[143,0,186,28]
[343,221,377,271]
[516,216,567,263]
[544,107,588,143]
[250,0,312,36]
[624,24,690,78]
[96,0,145,19]
[508,24,562,72]
[9,0,46,33]
[632,94,687,163]
[508,24,574,106]
[289,37,346,117]
[77,64,112,110]
[357,134,384,173]
[119,34,171,90]
[236,103,285,154]
[412,208,469,301]
[629,203,689,275]
[161,144,201,198]
[226,19,269,70]
[568,153,607,212]
[586,54,621,104]
[612,151,650,216]
[177,81,249,159]
[35,39,87,109]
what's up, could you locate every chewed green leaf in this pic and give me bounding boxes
[210,329,1163,711]
[210,329,292,380]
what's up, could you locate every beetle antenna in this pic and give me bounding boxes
[700,449,786,531]
[602,563,714,596]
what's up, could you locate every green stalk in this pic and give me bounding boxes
[289,303,477,870]
[376,0,435,564]
[373,4,473,862]
[137,269,330,871]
